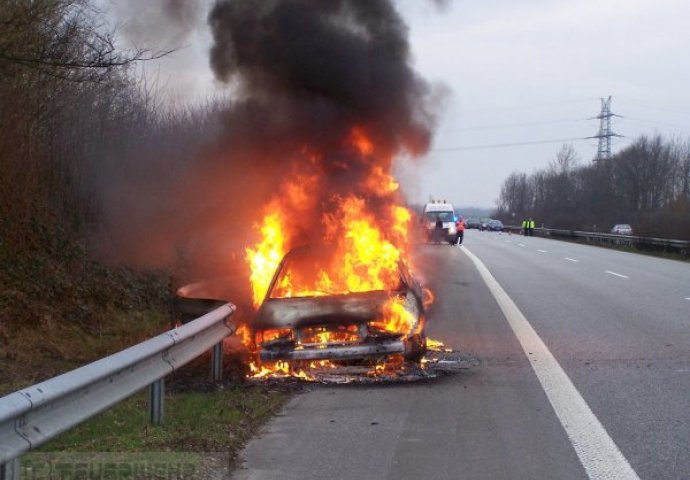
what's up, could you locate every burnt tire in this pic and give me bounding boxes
[404,333,427,363]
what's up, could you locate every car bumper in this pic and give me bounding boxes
[260,339,405,361]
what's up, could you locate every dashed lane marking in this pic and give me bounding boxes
[518,243,526,247]
[537,249,548,253]
[605,270,629,279]
[565,257,579,263]
[463,246,640,480]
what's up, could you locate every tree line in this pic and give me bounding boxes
[0,1,221,328]
[494,137,690,239]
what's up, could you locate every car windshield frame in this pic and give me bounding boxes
[266,246,404,300]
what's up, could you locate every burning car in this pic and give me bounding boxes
[249,246,427,366]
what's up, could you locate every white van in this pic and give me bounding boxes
[422,201,458,244]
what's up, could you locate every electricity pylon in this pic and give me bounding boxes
[587,96,622,163]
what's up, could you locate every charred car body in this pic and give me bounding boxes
[251,246,427,364]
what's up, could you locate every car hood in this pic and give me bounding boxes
[253,290,395,330]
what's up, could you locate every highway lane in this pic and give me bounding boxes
[232,235,688,479]
[463,230,690,479]
[232,245,588,480]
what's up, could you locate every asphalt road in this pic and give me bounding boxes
[231,231,690,480]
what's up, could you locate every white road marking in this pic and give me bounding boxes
[518,243,526,247]
[462,246,640,480]
[537,249,548,253]
[685,297,690,301]
[605,270,629,279]
[565,257,579,263]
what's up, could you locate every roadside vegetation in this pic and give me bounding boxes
[495,140,690,239]
[34,384,290,466]
[0,0,289,467]
[0,0,179,385]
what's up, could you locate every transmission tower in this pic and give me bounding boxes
[587,96,622,163]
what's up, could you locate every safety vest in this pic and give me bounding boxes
[529,220,535,229]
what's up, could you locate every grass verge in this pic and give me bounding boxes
[0,310,169,395]
[1,313,294,476]
[38,385,290,456]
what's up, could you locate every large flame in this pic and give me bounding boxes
[245,127,414,307]
[243,127,426,379]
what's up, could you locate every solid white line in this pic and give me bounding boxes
[605,270,629,279]
[462,247,640,480]
[537,249,548,253]
[564,257,579,263]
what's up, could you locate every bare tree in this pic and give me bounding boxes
[0,0,171,83]
[497,171,532,217]
[495,135,690,238]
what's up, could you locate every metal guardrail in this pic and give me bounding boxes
[0,303,236,477]
[502,226,690,255]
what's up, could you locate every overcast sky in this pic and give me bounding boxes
[106,0,690,209]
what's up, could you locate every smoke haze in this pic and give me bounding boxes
[97,0,439,295]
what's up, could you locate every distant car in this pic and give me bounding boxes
[611,224,633,235]
[487,219,504,231]
[465,218,482,229]
[251,246,427,365]
[479,218,492,231]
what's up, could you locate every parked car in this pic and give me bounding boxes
[251,246,427,365]
[487,219,504,231]
[465,217,482,229]
[479,218,492,231]
[611,224,633,235]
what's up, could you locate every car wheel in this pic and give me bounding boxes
[404,332,427,363]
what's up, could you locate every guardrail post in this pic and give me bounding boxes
[211,342,223,383]
[149,379,164,426]
[0,458,20,480]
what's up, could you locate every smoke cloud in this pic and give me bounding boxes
[205,0,435,239]
[97,0,439,299]
[111,0,207,47]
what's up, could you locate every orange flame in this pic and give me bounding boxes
[245,207,286,306]
[350,126,375,156]
[243,125,432,378]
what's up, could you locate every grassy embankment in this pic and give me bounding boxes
[0,238,291,467]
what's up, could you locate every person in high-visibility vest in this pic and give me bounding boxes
[528,218,535,236]
[522,218,529,236]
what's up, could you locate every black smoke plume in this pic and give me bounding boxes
[97,0,438,297]
[205,0,434,235]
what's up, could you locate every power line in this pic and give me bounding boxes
[620,116,689,132]
[459,97,599,114]
[432,137,586,152]
[447,117,588,132]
